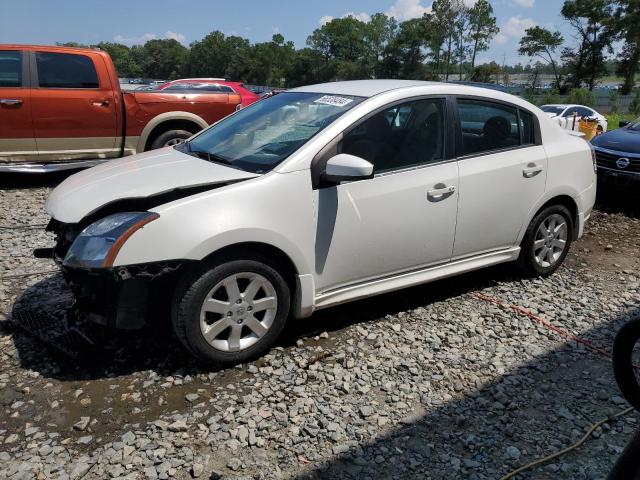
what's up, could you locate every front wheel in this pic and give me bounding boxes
[172,260,290,365]
[518,205,573,277]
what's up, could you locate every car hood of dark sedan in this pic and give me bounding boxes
[45,147,259,224]
[591,127,640,154]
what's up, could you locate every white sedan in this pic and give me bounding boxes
[44,80,597,364]
[541,104,608,133]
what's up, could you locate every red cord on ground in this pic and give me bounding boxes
[471,292,615,361]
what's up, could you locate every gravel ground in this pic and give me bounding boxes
[1,178,640,480]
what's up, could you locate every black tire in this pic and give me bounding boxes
[517,204,573,277]
[612,317,640,412]
[172,259,290,365]
[149,129,195,150]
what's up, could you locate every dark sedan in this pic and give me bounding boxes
[591,119,640,185]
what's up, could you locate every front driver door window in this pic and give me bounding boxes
[313,98,459,293]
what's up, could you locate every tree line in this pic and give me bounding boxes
[519,0,640,94]
[61,0,640,93]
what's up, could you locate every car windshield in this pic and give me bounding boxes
[541,106,565,115]
[181,91,364,173]
[626,118,640,131]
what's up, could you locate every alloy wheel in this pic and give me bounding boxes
[533,213,568,268]
[199,272,278,352]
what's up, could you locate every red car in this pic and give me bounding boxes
[157,79,261,107]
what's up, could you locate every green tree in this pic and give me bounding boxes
[379,15,431,79]
[518,27,564,91]
[567,87,596,106]
[246,34,296,86]
[306,16,372,80]
[432,0,466,80]
[454,2,470,79]
[561,0,615,91]
[188,31,252,80]
[96,42,142,78]
[467,0,499,71]
[365,13,399,77]
[139,39,188,79]
[57,42,90,48]
[287,48,332,87]
[615,0,640,94]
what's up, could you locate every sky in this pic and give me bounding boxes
[0,0,573,66]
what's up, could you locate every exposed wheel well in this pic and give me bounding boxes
[145,119,203,151]
[201,242,299,297]
[537,195,579,239]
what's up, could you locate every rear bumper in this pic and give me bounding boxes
[575,180,596,239]
[61,261,188,329]
[0,159,110,173]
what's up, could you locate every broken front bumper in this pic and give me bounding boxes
[45,218,189,330]
[61,261,187,330]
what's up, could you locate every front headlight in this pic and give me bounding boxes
[63,212,159,269]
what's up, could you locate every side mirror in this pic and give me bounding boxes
[620,120,631,128]
[322,154,374,184]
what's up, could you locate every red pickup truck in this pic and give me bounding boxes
[0,45,242,172]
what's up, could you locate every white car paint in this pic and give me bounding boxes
[45,147,258,223]
[46,80,596,319]
[541,104,608,132]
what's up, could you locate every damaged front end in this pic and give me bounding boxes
[61,259,186,330]
[46,216,191,329]
[45,214,191,331]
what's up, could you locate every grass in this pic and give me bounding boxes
[605,113,635,129]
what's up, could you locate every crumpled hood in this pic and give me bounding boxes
[45,147,258,223]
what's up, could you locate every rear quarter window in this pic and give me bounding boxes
[36,52,99,89]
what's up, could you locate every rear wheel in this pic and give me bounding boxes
[172,259,290,365]
[150,129,195,150]
[518,205,573,277]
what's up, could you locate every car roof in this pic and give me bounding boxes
[542,104,592,109]
[291,80,439,97]
[289,79,538,102]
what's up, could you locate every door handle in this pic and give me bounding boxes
[523,164,543,178]
[91,99,110,107]
[0,98,23,106]
[427,184,456,201]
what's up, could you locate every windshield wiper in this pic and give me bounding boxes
[188,148,233,166]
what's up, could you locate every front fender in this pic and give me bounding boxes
[112,171,315,278]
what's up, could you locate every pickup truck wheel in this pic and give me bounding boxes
[150,129,195,150]
[518,205,573,277]
[172,260,290,365]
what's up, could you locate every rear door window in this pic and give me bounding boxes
[457,99,520,156]
[519,110,535,146]
[0,50,22,87]
[36,52,99,89]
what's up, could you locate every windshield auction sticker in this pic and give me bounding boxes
[314,95,354,107]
